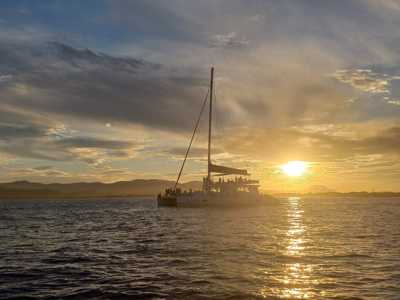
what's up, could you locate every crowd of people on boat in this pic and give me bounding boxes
[160,176,260,199]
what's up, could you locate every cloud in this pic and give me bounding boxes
[1,166,69,180]
[388,100,400,106]
[0,26,53,43]
[67,148,107,166]
[161,147,236,167]
[165,147,216,158]
[33,166,53,171]
[358,126,400,154]
[0,123,46,140]
[46,124,75,139]
[332,69,392,94]
[219,123,400,163]
[107,0,203,43]
[58,137,138,166]
[2,0,400,189]
[209,32,249,49]
[2,2,399,136]
[18,39,347,130]
[210,122,400,192]
[0,152,13,166]
[0,41,210,132]
[55,137,134,149]
[0,36,384,175]
[0,74,12,83]
[0,114,138,165]
[364,0,400,16]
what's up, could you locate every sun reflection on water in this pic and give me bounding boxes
[285,197,306,257]
[261,197,319,299]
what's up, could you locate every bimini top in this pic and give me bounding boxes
[210,163,249,176]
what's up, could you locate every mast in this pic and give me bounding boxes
[207,67,214,193]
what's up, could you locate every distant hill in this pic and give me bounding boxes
[276,191,400,198]
[0,180,202,199]
[2,180,399,199]
[306,185,334,193]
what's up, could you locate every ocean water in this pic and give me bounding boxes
[1,197,399,300]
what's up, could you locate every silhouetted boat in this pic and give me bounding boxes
[158,67,274,207]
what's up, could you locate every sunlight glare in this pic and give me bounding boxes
[281,161,309,177]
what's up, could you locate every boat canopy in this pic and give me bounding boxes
[210,163,249,176]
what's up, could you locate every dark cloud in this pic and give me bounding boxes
[0,40,145,74]
[0,74,12,82]
[33,166,52,171]
[165,146,224,158]
[56,137,134,149]
[0,117,136,164]
[0,123,45,140]
[100,168,131,177]
[219,125,400,163]
[359,127,400,154]
[0,41,209,132]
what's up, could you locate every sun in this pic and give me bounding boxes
[281,161,309,177]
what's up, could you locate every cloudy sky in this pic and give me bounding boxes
[1,0,400,192]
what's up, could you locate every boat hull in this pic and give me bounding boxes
[157,195,177,207]
[158,192,275,208]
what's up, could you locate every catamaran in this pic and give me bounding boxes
[158,67,273,207]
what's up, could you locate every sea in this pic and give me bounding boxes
[0,197,399,299]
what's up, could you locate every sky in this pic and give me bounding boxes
[1,0,400,192]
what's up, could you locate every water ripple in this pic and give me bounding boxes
[0,197,399,299]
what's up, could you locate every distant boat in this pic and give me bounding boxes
[158,67,274,207]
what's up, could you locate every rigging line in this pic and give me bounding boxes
[213,85,217,152]
[174,88,210,190]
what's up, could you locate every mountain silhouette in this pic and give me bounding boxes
[0,180,201,199]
